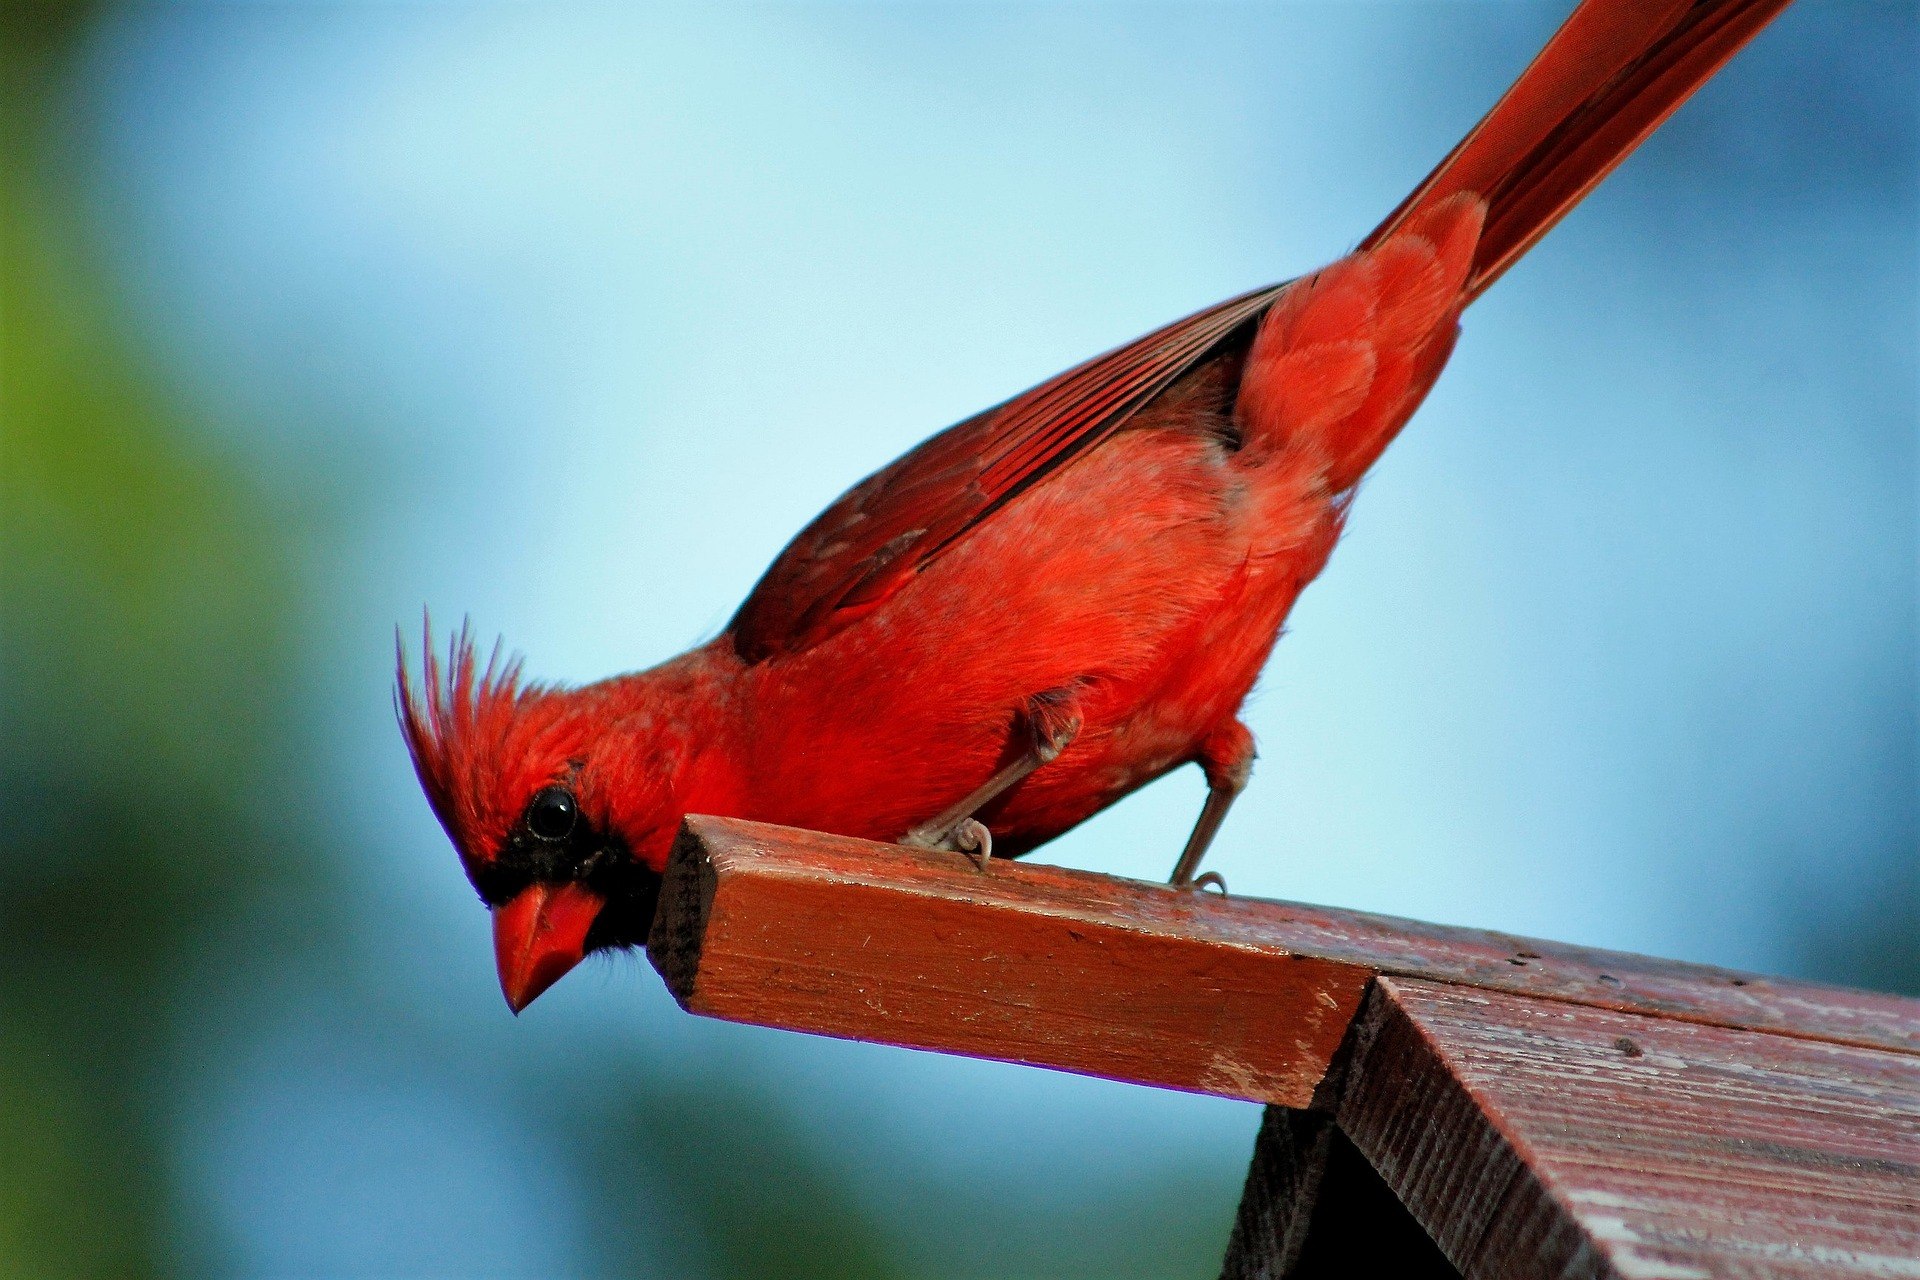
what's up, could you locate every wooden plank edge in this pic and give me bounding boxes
[1324,976,1920,1280]
[650,817,1920,1062]
[1316,978,1620,1280]
[650,817,1365,1104]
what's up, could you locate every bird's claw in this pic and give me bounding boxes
[902,817,994,871]
[953,818,993,870]
[1176,870,1228,895]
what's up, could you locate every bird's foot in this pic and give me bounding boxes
[902,817,994,871]
[1174,870,1228,895]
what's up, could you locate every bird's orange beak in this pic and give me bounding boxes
[492,882,603,1014]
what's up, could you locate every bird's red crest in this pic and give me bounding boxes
[395,620,574,867]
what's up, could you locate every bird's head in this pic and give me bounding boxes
[395,624,682,1013]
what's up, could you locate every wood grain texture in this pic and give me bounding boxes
[1332,978,1920,1279]
[1220,1107,1340,1277]
[647,818,1918,1107]
[1220,1108,1459,1280]
[650,819,1367,1104]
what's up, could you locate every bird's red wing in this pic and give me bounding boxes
[728,281,1290,662]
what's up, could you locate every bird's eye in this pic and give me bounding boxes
[526,786,578,841]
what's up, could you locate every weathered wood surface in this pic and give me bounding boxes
[1220,1108,1458,1279]
[648,818,1919,1106]
[1327,978,1920,1279]
[650,818,1920,1277]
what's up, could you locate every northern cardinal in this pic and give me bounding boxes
[401,0,1794,1013]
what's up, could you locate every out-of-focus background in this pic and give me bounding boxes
[3,0,1913,1275]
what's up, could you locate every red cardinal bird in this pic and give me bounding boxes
[401,0,1793,1013]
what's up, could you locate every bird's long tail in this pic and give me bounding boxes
[1364,0,1795,305]
[1240,0,1793,492]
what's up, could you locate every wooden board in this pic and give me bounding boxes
[647,818,1919,1107]
[647,818,1920,1277]
[650,818,1367,1104]
[1330,978,1920,1279]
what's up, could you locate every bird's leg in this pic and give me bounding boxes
[1169,720,1255,892]
[903,690,1082,870]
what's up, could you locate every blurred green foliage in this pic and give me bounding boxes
[3,6,314,1275]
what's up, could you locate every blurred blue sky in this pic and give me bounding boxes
[40,2,1915,1274]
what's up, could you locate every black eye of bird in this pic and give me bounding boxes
[526,786,578,842]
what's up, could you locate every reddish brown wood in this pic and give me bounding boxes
[1329,977,1920,1279]
[648,818,1918,1107]
[649,818,1920,1277]
[650,818,1367,1103]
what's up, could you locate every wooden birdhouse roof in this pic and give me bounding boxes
[649,817,1920,1279]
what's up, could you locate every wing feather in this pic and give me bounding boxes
[728,281,1288,662]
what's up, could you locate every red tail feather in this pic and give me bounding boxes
[1364,0,1793,303]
